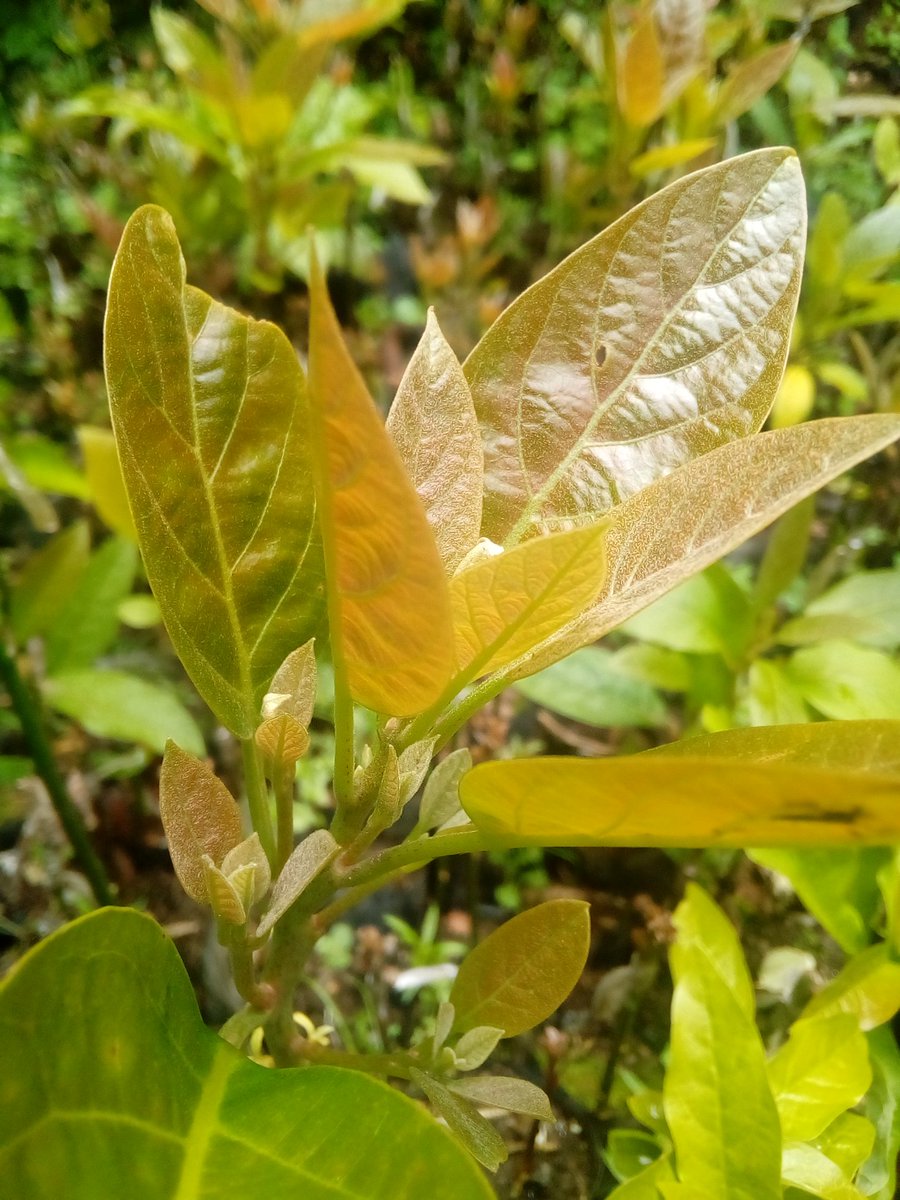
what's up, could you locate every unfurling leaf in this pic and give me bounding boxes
[664,886,782,1200]
[221,832,271,904]
[105,205,323,736]
[419,748,472,831]
[397,736,439,804]
[465,149,805,545]
[461,721,900,847]
[255,714,310,764]
[452,1026,504,1072]
[450,899,590,1037]
[450,520,609,681]
[261,640,318,726]
[386,309,483,574]
[158,741,244,904]
[448,1075,554,1122]
[410,1068,508,1172]
[307,246,455,715]
[256,828,339,937]
[201,856,248,925]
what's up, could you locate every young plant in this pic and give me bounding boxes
[3,148,900,1197]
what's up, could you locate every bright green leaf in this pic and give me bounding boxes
[814,1113,876,1180]
[450,899,590,1037]
[623,565,751,659]
[781,570,900,650]
[781,1143,866,1200]
[786,641,900,720]
[0,908,494,1199]
[514,645,667,729]
[800,944,900,1032]
[45,537,137,674]
[465,150,805,546]
[44,669,204,757]
[9,521,89,643]
[105,205,324,735]
[664,885,782,1200]
[768,1014,871,1141]
[739,659,810,726]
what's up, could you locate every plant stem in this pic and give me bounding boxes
[273,760,295,872]
[291,1038,416,1080]
[0,639,115,907]
[313,865,413,932]
[340,827,492,891]
[241,737,276,867]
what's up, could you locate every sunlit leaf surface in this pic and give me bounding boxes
[497,414,900,684]
[307,249,454,715]
[465,149,805,545]
[0,909,493,1199]
[386,309,483,574]
[461,721,900,847]
[105,205,323,735]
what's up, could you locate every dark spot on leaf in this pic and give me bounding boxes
[594,345,607,368]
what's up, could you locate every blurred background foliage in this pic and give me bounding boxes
[1,1,899,1195]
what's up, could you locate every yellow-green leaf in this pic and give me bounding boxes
[104,206,323,736]
[465,149,805,546]
[800,944,900,1032]
[495,414,900,685]
[460,721,900,848]
[386,310,483,574]
[77,426,137,540]
[450,521,608,681]
[307,248,455,715]
[158,741,244,905]
[450,899,590,1037]
[664,886,782,1200]
[768,1014,871,1141]
[618,8,665,127]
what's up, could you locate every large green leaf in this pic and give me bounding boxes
[460,721,900,847]
[663,886,782,1200]
[785,642,900,720]
[307,248,454,716]
[465,149,805,546]
[779,569,900,650]
[490,414,900,685]
[104,206,324,736]
[0,908,492,1199]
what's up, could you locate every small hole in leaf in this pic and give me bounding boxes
[594,345,607,367]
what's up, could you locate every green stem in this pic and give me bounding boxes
[292,1038,416,1080]
[0,638,114,907]
[274,760,295,872]
[241,737,276,867]
[341,827,491,891]
[400,674,507,754]
[313,864,413,932]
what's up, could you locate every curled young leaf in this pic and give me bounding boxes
[255,714,310,766]
[452,1026,504,1073]
[307,247,455,715]
[221,832,271,905]
[202,856,247,925]
[261,640,317,727]
[450,899,590,1038]
[159,741,244,905]
[387,309,483,574]
[256,828,339,937]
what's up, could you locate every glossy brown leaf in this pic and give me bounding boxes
[460,721,900,848]
[464,149,805,546]
[386,309,483,574]
[104,206,323,735]
[496,414,900,684]
[158,741,244,904]
[307,248,455,715]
